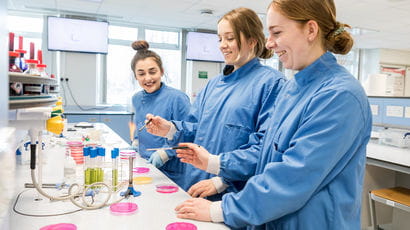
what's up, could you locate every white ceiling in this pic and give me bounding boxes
[7,0,410,51]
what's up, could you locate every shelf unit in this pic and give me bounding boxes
[9,72,59,109]
[369,187,410,230]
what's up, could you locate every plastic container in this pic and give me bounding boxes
[133,167,150,174]
[156,184,179,193]
[67,141,84,164]
[166,222,197,230]
[40,223,77,230]
[133,176,152,185]
[110,202,138,215]
[379,128,410,148]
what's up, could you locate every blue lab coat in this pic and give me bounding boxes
[170,58,285,195]
[220,52,372,229]
[132,83,190,185]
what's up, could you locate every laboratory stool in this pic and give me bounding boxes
[368,187,410,230]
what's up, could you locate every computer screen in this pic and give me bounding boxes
[186,31,224,62]
[47,17,109,54]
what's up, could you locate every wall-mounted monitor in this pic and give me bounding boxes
[186,31,224,63]
[47,16,108,54]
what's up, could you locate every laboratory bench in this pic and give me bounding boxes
[364,139,410,230]
[8,123,229,230]
[63,110,134,143]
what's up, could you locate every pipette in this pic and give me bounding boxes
[138,119,152,132]
[146,146,189,151]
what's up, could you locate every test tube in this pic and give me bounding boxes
[89,148,98,186]
[97,147,105,183]
[9,32,14,51]
[29,42,35,60]
[83,147,91,185]
[111,148,119,191]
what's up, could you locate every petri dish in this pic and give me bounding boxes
[110,202,138,215]
[166,222,197,230]
[133,167,150,174]
[40,223,77,230]
[156,184,179,193]
[133,176,153,184]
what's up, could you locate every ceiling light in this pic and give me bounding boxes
[200,9,214,16]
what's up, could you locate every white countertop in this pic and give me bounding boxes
[367,139,410,167]
[9,123,229,230]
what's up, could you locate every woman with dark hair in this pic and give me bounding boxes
[130,40,190,185]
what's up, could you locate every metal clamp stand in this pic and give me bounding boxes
[121,155,141,197]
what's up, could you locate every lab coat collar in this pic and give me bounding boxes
[142,82,166,97]
[294,52,336,86]
[221,58,260,82]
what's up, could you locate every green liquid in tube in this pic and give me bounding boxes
[112,169,118,191]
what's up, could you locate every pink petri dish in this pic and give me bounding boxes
[40,223,77,230]
[156,184,179,193]
[133,167,150,174]
[166,222,197,230]
[110,202,138,215]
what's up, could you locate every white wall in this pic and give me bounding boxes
[0,0,7,126]
[60,52,99,106]
[185,60,222,102]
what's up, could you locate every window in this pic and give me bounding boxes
[151,48,181,89]
[106,26,182,105]
[7,15,43,57]
[8,15,43,33]
[335,49,359,78]
[109,25,138,41]
[106,44,140,105]
[145,29,179,46]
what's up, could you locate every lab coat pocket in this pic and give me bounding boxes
[224,123,252,150]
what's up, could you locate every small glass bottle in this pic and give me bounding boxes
[9,51,22,72]
[15,49,27,72]
[37,63,48,77]
[24,59,39,75]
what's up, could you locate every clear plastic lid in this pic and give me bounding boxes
[110,202,138,215]
[166,222,197,230]
[40,223,77,230]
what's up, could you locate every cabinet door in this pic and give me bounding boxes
[100,115,132,142]
[65,114,99,123]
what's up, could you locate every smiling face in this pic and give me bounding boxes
[218,19,256,70]
[134,57,163,93]
[265,5,324,71]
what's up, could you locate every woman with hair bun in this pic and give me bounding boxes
[130,40,190,185]
[175,0,372,229]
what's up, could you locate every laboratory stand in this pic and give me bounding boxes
[9,123,229,230]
